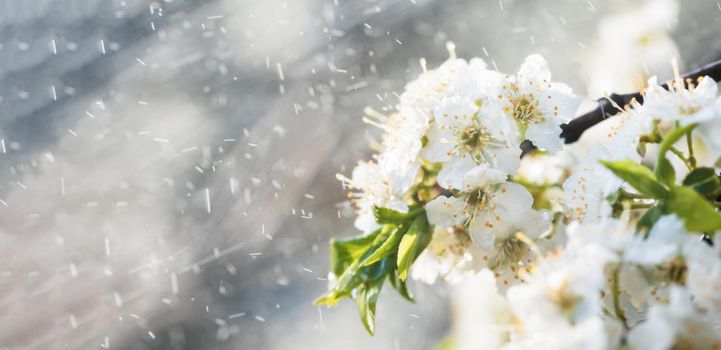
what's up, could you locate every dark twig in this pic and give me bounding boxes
[560,59,721,143]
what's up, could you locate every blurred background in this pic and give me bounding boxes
[0,0,719,349]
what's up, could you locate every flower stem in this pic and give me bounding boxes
[669,146,693,170]
[686,130,696,169]
[630,202,653,209]
[612,263,629,330]
[618,188,653,200]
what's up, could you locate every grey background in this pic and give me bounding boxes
[0,0,719,349]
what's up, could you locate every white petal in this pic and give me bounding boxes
[409,252,440,284]
[477,69,506,97]
[682,107,717,124]
[461,164,507,191]
[350,161,378,188]
[516,210,552,239]
[480,102,523,146]
[563,164,620,222]
[437,59,482,100]
[486,143,522,175]
[625,237,679,266]
[433,95,478,129]
[421,125,454,162]
[699,117,721,153]
[385,162,421,195]
[468,211,500,247]
[625,215,689,265]
[355,212,380,232]
[518,54,551,86]
[538,83,582,124]
[438,156,477,190]
[693,76,718,104]
[525,119,564,153]
[425,195,465,227]
[642,76,677,120]
[627,317,675,350]
[468,57,488,71]
[648,214,689,244]
[492,182,534,224]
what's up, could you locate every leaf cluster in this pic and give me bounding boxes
[315,206,433,334]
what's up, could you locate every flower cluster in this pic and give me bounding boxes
[317,50,721,348]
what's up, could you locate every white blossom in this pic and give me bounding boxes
[341,161,408,232]
[453,270,514,350]
[400,57,490,113]
[376,108,428,192]
[378,58,492,192]
[563,162,621,223]
[423,96,521,189]
[425,165,535,247]
[684,241,721,315]
[643,76,718,123]
[479,209,551,288]
[495,54,582,153]
[643,76,721,152]
[411,226,480,284]
[516,150,571,185]
[627,286,721,350]
[625,215,691,266]
[504,241,619,350]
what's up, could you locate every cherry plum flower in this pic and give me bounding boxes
[422,96,521,190]
[495,54,582,153]
[424,165,535,247]
[340,161,408,232]
[627,287,721,350]
[643,76,721,152]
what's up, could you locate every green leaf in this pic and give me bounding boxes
[361,225,408,267]
[317,208,432,334]
[315,260,363,305]
[601,160,669,199]
[330,229,382,275]
[316,245,392,307]
[353,276,384,335]
[637,204,665,234]
[373,206,409,225]
[666,186,721,232]
[397,213,432,281]
[318,228,392,306]
[387,262,414,302]
[655,157,675,186]
[683,167,720,195]
[658,124,697,158]
[352,256,391,335]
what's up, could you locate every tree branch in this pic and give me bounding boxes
[560,58,721,144]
